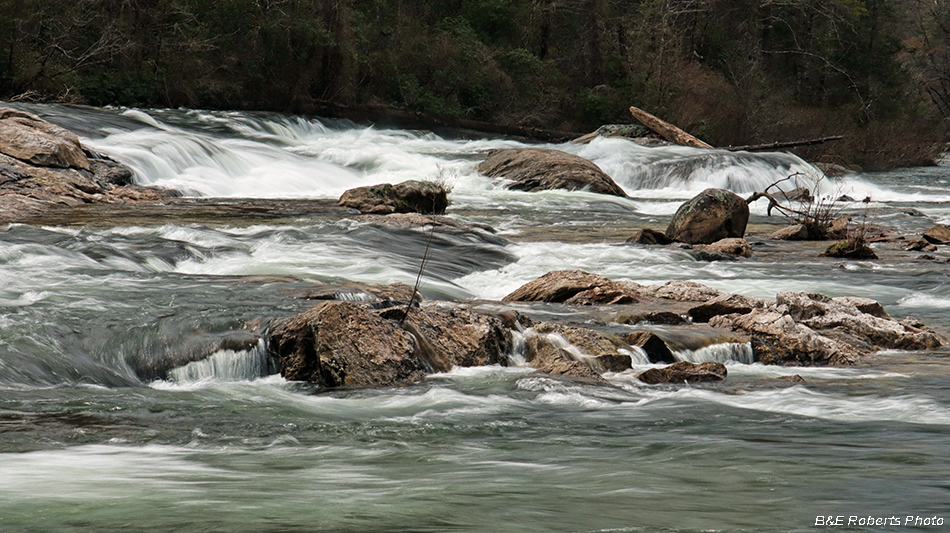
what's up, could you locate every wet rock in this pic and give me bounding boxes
[649,280,724,302]
[666,188,749,244]
[594,353,634,372]
[821,241,877,259]
[624,331,676,364]
[626,228,673,245]
[502,270,646,304]
[522,331,610,384]
[477,148,628,197]
[923,224,950,245]
[268,300,513,388]
[710,308,859,366]
[687,293,762,323]
[777,292,942,351]
[404,303,512,369]
[636,361,727,385]
[776,374,807,384]
[618,311,688,326]
[827,216,851,239]
[269,301,426,387]
[298,281,418,303]
[770,224,809,241]
[903,237,937,252]
[338,180,448,215]
[693,237,753,258]
[777,187,813,203]
[0,107,90,170]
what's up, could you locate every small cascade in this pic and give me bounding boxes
[672,342,754,364]
[333,291,376,302]
[507,328,527,366]
[166,339,275,383]
[621,346,651,366]
[576,138,821,195]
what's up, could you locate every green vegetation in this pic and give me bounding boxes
[1,0,947,168]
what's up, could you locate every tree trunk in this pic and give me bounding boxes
[628,106,713,148]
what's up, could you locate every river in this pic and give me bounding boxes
[0,104,948,532]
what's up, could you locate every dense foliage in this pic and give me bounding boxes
[1,0,947,167]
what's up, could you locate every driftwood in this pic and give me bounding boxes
[727,136,844,152]
[628,106,713,149]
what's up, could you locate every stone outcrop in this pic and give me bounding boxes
[502,270,646,305]
[506,270,943,367]
[0,108,177,221]
[923,224,950,245]
[338,180,449,215]
[269,299,513,388]
[477,148,628,197]
[0,107,90,170]
[636,361,727,384]
[665,188,749,244]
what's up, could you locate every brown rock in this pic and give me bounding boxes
[624,331,676,364]
[665,188,749,244]
[770,224,809,241]
[687,293,762,323]
[903,237,937,252]
[269,301,426,387]
[618,311,688,326]
[405,303,511,369]
[0,107,90,170]
[522,331,609,384]
[626,228,673,245]
[502,270,645,305]
[923,224,950,245]
[477,148,627,197]
[338,180,448,215]
[636,361,727,384]
[694,237,753,258]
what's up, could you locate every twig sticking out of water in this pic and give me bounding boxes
[400,224,435,325]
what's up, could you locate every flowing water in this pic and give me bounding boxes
[1,104,949,532]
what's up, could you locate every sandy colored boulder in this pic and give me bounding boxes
[666,188,749,244]
[478,148,628,197]
[0,107,90,170]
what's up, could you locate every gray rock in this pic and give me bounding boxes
[666,188,749,244]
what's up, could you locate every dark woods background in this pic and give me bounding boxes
[2,0,949,168]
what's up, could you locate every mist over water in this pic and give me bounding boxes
[1,104,949,532]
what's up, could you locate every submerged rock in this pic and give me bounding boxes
[338,180,449,215]
[477,148,628,197]
[636,361,727,384]
[666,188,749,244]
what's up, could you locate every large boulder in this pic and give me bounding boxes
[0,107,90,170]
[666,188,749,244]
[338,180,449,215]
[268,299,514,388]
[269,301,426,387]
[502,270,646,305]
[636,361,727,384]
[477,148,628,197]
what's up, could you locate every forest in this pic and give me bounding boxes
[2,0,950,168]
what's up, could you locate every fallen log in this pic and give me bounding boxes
[628,106,713,149]
[727,136,844,152]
